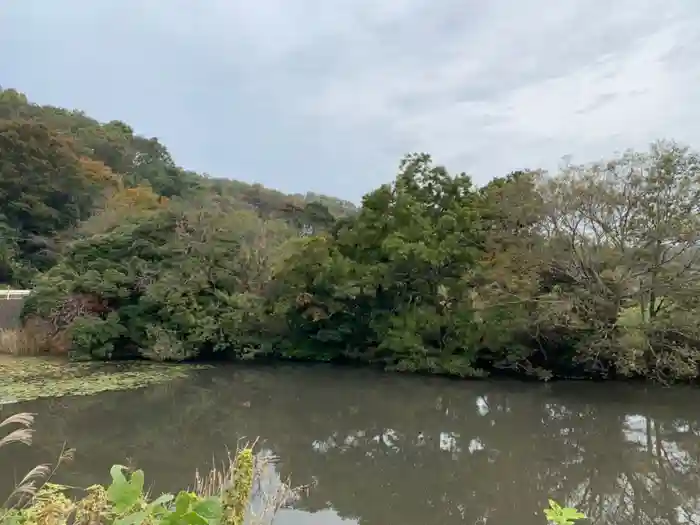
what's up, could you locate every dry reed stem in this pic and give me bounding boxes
[0,412,34,448]
[1,412,74,512]
[193,439,305,525]
[0,326,48,356]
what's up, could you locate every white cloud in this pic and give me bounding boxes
[392,19,687,174]
[277,0,700,182]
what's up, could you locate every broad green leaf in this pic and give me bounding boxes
[174,491,196,516]
[147,493,175,517]
[115,510,148,525]
[181,510,210,525]
[130,469,145,496]
[150,493,175,507]
[192,497,223,521]
[544,500,586,524]
[561,507,586,521]
[107,465,145,513]
[110,464,128,485]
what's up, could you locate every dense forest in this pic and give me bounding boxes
[2,86,700,382]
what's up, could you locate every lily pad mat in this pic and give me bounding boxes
[0,356,209,405]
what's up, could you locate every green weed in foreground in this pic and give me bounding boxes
[1,456,253,525]
[1,412,297,525]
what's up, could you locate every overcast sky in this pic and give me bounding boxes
[2,1,699,202]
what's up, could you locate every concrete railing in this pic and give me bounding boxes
[1,289,31,300]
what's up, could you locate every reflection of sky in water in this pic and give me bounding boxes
[305,396,700,524]
[623,414,649,446]
[476,396,490,416]
[624,415,700,524]
[312,396,493,458]
[556,413,700,524]
[277,509,357,525]
[250,450,358,525]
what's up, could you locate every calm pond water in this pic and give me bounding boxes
[2,363,700,524]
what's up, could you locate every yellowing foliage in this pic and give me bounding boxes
[104,184,169,211]
[77,156,118,186]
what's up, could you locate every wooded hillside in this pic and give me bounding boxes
[3,86,700,382]
[0,86,356,286]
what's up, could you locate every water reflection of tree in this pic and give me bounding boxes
[2,365,700,525]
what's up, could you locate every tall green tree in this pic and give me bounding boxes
[276,154,491,375]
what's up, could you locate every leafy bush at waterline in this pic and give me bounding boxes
[1,413,297,525]
[22,200,291,361]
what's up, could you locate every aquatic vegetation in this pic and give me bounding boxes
[0,357,208,405]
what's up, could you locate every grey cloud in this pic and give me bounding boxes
[1,0,699,201]
[576,93,619,115]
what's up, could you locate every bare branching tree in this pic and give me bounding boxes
[538,141,700,379]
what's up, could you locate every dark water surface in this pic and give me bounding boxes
[2,363,700,524]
